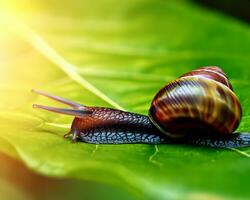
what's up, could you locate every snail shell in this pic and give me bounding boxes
[149,66,242,138]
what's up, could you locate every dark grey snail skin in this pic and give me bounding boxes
[32,89,250,148]
[69,108,250,148]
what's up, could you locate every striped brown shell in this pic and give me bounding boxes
[149,66,242,138]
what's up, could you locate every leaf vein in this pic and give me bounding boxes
[228,148,250,158]
[149,145,162,167]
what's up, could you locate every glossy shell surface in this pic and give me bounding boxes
[149,66,242,138]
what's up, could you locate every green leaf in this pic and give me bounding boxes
[1,0,250,199]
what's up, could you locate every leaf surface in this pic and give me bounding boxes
[0,0,250,199]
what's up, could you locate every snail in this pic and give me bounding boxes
[32,66,250,148]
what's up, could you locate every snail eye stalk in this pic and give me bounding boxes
[32,89,92,117]
[32,89,85,108]
[32,104,92,117]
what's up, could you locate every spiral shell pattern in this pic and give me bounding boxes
[149,66,242,138]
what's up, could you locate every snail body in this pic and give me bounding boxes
[32,66,250,148]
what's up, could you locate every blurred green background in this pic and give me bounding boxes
[0,0,250,200]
